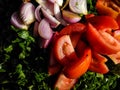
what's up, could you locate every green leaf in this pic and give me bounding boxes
[18,30,29,40]
[4,45,13,53]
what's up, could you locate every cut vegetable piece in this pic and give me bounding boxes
[86,23,120,54]
[108,51,120,64]
[53,35,77,65]
[62,10,81,23]
[69,0,88,14]
[59,23,86,35]
[48,49,62,75]
[87,16,119,30]
[63,47,92,79]
[96,0,119,19]
[54,73,77,90]
[89,51,109,74]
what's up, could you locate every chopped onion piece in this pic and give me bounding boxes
[62,10,81,23]
[54,3,67,26]
[35,5,42,22]
[11,12,29,30]
[20,2,35,25]
[41,7,60,28]
[38,19,53,39]
[69,0,88,15]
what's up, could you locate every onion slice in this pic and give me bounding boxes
[54,3,67,26]
[62,10,81,23]
[38,18,53,39]
[20,2,35,25]
[35,5,42,22]
[69,0,88,15]
[41,7,60,28]
[11,12,29,30]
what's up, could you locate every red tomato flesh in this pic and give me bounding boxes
[63,47,92,79]
[86,23,120,54]
[53,35,77,65]
[87,16,119,30]
[54,73,77,90]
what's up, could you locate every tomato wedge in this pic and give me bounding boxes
[96,0,119,19]
[108,51,120,64]
[54,73,77,90]
[48,50,62,75]
[63,47,92,79]
[87,16,119,30]
[53,35,77,65]
[59,23,86,48]
[89,51,109,74]
[86,23,120,54]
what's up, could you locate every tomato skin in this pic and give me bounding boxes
[86,23,120,54]
[59,23,86,35]
[59,23,86,48]
[75,39,88,57]
[87,16,119,30]
[48,50,62,75]
[63,47,92,79]
[54,73,77,90]
[116,14,120,28]
[89,51,109,74]
[53,35,77,65]
[96,0,119,19]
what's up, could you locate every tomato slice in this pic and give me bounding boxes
[53,35,77,65]
[87,16,119,30]
[54,73,77,90]
[63,47,92,79]
[59,23,86,48]
[96,0,119,19]
[108,51,120,64]
[59,23,86,35]
[86,23,120,54]
[89,51,109,74]
[75,39,88,57]
[48,50,62,75]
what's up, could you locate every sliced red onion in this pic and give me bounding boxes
[41,7,60,28]
[69,0,88,15]
[62,10,81,23]
[20,2,35,25]
[36,0,54,15]
[35,5,42,22]
[11,12,29,30]
[38,18,53,39]
[54,3,67,26]
[33,21,39,36]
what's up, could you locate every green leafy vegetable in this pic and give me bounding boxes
[0,0,120,90]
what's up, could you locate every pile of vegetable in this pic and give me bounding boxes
[0,0,120,89]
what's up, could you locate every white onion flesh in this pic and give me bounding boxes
[38,19,53,39]
[69,0,88,15]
